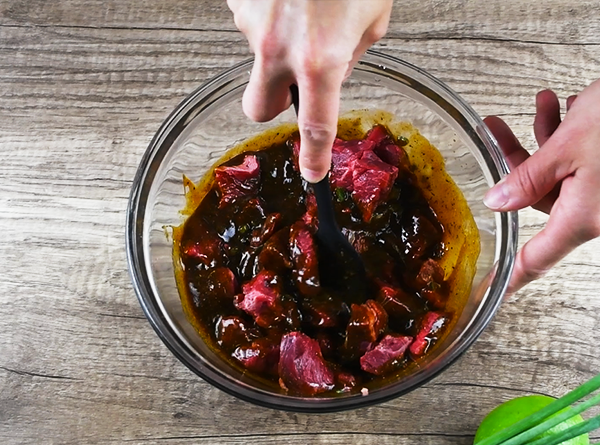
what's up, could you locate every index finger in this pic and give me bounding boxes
[296,67,346,183]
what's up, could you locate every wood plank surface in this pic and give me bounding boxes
[1,0,600,444]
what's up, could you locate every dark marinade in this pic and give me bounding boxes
[177,125,452,396]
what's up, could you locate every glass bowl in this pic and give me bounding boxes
[126,50,518,412]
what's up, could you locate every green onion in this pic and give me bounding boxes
[499,392,600,445]
[476,373,600,445]
[398,135,409,146]
[526,414,600,445]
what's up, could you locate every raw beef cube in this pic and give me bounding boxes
[289,221,320,297]
[181,224,224,269]
[413,259,447,309]
[188,267,238,313]
[351,151,398,222]
[234,270,285,329]
[360,334,413,375]
[409,311,449,357]
[365,125,389,146]
[278,332,335,396]
[401,211,443,261]
[302,192,319,230]
[335,370,358,393]
[376,284,427,330]
[366,125,411,171]
[214,315,254,351]
[330,138,375,190]
[251,213,282,247]
[343,300,388,359]
[232,338,280,376]
[214,155,260,208]
[256,228,293,273]
[301,297,344,328]
[415,259,445,288]
[290,138,301,171]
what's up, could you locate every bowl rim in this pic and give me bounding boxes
[126,49,518,412]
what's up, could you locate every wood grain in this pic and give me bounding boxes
[1,0,600,443]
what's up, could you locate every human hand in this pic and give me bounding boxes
[226,0,393,182]
[483,79,600,293]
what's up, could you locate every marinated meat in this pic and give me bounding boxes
[214,315,254,351]
[360,334,413,375]
[233,338,280,376]
[289,221,320,297]
[234,270,286,328]
[351,150,398,222]
[278,332,335,395]
[214,155,260,208]
[409,311,449,357]
[256,228,293,273]
[376,284,427,331]
[251,212,283,247]
[343,300,388,359]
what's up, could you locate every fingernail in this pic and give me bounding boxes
[301,167,326,184]
[483,179,510,210]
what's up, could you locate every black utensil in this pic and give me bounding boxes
[289,85,367,304]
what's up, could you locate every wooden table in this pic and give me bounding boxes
[2,1,600,443]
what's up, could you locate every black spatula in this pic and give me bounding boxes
[289,85,367,304]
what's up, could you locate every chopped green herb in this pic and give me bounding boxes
[335,187,348,202]
[398,135,409,146]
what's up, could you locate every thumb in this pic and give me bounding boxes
[296,69,345,183]
[483,136,570,212]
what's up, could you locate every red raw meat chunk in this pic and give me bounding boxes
[413,259,447,309]
[214,315,254,351]
[330,138,376,190]
[233,338,280,376]
[360,334,413,375]
[302,297,343,328]
[182,225,224,269]
[209,267,237,299]
[289,221,320,297]
[214,155,260,208]
[367,125,410,170]
[343,300,388,359]
[290,137,301,171]
[189,267,238,313]
[256,228,292,273]
[234,270,285,328]
[335,370,358,393]
[402,211,443,261]
[302,192,319,230]
[351,150,398,222]
[409,311,449,357]
[376,284,427,329]
[278,332,335,396]
[365,125,389,146]
[415,259,445,288]
[251,213,282,247]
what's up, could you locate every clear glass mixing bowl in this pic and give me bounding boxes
[126,50,518,412]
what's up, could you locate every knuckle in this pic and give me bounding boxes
[297,46,348,78]
[365,21,388,43]
[513,166,542,199]
[300,121,336,147]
